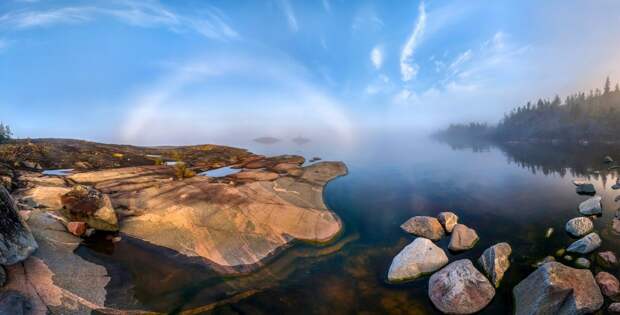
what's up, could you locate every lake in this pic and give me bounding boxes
[79,132,620,314]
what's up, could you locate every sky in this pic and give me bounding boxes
[1,0,620,145]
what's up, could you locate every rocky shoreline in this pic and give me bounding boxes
[0,139,347,313]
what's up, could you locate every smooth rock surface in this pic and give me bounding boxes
[595,271,620,298]
[579,196,602,215]
[567,232,602,254]
[428,259,495,314]
[513,262,603,315]
[69,162,348,272]
[448,224,479,251]
[0,186,38,265]
[478,242,512,287]
[565,217,593,237]
[437,211,458,233]
[400,216,445,241]
[387,237,449,282]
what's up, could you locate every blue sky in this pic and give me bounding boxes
[1,0,620,145]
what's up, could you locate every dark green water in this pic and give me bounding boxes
[80,133,620,314]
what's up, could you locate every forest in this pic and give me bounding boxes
[436,77,620,142]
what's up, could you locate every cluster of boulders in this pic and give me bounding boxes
[387,211,512,314]
[514,176,620,314]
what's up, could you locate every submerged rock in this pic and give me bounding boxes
[567,232,601,254]
[513,262,603,315]
[437,211,458,233]
[576,183,596,195]
[448,224,478,251]
[596,251,618,268]
[579,196,602,215]
[565,217,593,237]
[387,237,448,282]
[575,257,590,269]
[60,185,119,231]
[400,216,445,241]
[533,256,556,268]
[0,186,38,265]
[605,156,614,163]
[428,259,495,314]
[544,227,554,238]
[595,271,620,298]
[610,303,620,314]
[478,242,512,287]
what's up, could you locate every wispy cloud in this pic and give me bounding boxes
[400,1,426,82]
[370,45,383,70]
[279,0,298,32]
[0,2,239,41]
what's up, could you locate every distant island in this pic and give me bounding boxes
[253,136,281,144]
[435,77,620,143]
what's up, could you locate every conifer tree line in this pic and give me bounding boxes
[437,77,620,142]
[0,123,12,143]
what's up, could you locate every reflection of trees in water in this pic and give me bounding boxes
[437,136,620,179]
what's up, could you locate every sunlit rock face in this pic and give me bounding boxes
[69,161,348,272]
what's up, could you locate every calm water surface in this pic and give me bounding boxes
[80,132,620,314]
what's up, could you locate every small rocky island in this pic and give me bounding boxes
[0,139,347,313]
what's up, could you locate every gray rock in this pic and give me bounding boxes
[437,211,458,233]
[400,216,445,241]
[575,257,590,269]
[579,196,602,215]
[0,290,31,315]
[610,302,620,314]
[448,224,479,251]
[596,251,618,268]
[428,259,495,314]
[576,183,596,195]
[605,156,614,163]
[0,186,38,265]
[387,237,448,282]
[567,233,602,254]
[513,262,603,315]
[478,242,512,287]
[565,217,593,237]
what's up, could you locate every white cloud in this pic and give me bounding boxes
[322,0,331,13]
[448,49,472,71]
[370,45,383,69]
[279,0,298,32]
[400,1,426,81]
[0,2,239,41]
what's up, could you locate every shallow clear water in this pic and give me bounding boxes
[81,132,620,314]
[199,166,241,177]
[42,168,74,176]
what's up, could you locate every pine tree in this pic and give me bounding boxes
[615,83,620,93]
[604,76,611,94]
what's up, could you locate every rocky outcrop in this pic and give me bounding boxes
[69,161,348,272]
[567,232,601,254]
[400,216,444,241]
[595,271,620,298]
[0,186,38,265]
[565,217,593,237]
[579,196,602,215]
[513,262,603,315]
[59,185,119,231]
[437,211,458,233]
[428,259,495,314]
[478,242,512,287]
[448,224,478,251]
[387,237,448,282]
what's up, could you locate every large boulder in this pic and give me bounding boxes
[387,237,448,282]
[448,224,479,251]
[576,183,596,195]
[60,185,119,231]
[428,259,495,314]
[579,196,602,215]
[437,211,458,233]
[0,186,38,265]
[565,217,593,237]
[595,271,620,298]
[478,242,512,287]
[400,216,444,241]
[513,262,603,315]
[567,232,601,254]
